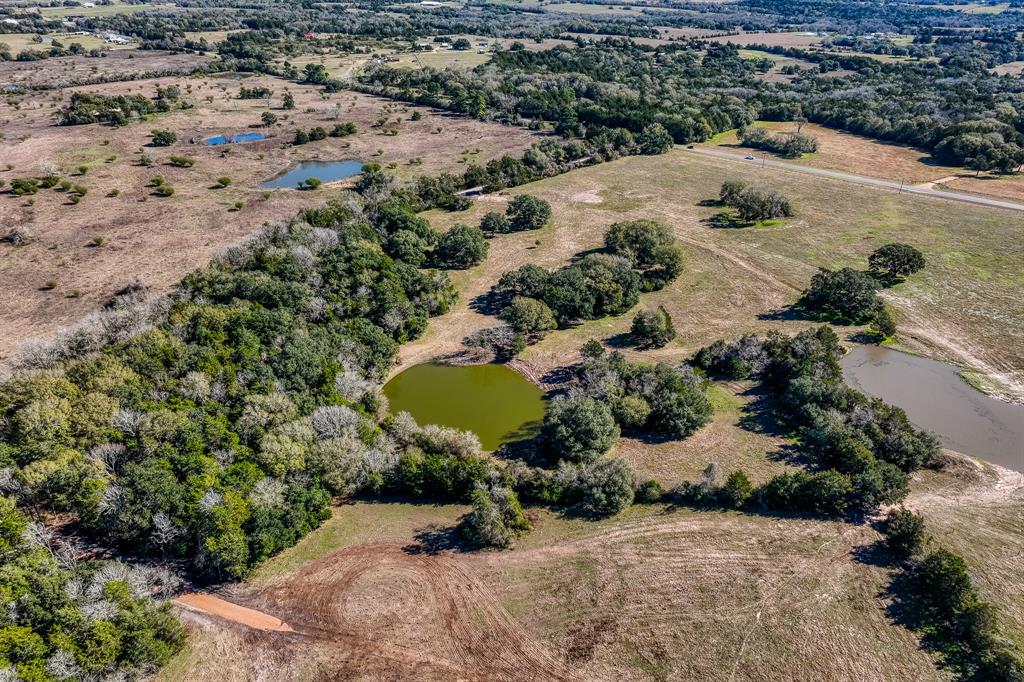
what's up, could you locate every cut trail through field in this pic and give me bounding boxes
[173,593,294,632]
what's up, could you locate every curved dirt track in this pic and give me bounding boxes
[216,542,581,682]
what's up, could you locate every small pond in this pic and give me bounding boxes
[205,132,266,145]
[383,363,546,451]
[260,160,363,189]
[841,345,1024,473]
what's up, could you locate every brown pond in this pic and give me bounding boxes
[841,345,1024,473]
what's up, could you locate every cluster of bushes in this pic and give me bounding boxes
[718,180,793,223]
[692,326,940,517]
[0,498,185,680]
[738,126,818,158]
[881,508,1024,679]
[492,219,683,336]
[58,91,189,126]
[238,85,272,99]
[293,122,357,145]
[569,340,714,439]
[479,195,551,235]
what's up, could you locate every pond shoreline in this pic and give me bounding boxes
[841,344,1024,473]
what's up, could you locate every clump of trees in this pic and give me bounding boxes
[0,498,186,678]
[58,91,189,126]
[880,508,1024,680]
[738,126,818,158]
[574,342,713,438]
[492,220,683,332]
[238,85,272,99]
[718,180,793,223]
[802,267,882,323]
[692,326,940,517]
[432,224,488,269]
[480,195,551,235]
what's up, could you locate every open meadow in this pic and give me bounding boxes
[401,149,1023,402]
[159,458,1022,682]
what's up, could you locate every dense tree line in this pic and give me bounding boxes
[880,508,1024,679]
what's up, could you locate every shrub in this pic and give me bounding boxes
[329,122,357,137]
[505,195,551,231]
[10,178,39,196]
[169,155,195,167]
[480,211,511,235]
[461,484,529,548]
[868,243,926,278]
[433,224,488,269]
[630,307,676,348]
[578,458,636,516]
[637,122,674,154]
[154,185,175,197]
[543,396,619,463]
[261,111,278,126]
[150,129,177,146]
[216,176,232,188]
[634,478,665,503]
[883,507,926,560]
[871,303,897,338]
[803,267,880,323]
[499,296,556,338]
[302,177,322,190]
[721,470,754,508]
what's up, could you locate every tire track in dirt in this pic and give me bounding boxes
[245,542,581,682]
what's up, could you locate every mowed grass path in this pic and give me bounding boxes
[424,149,1024,400]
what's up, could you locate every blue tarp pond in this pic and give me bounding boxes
[205,132,266,145]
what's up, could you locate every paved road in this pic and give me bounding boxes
[688,146,1024,213]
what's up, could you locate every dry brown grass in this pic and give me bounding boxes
[707,121,963,184]
[162,499,958,682]
[0,73,540,366]
[706,31,825,48]
[0,49,210,89]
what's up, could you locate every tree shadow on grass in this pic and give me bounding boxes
[702,211,754,229]
[402,522,472,555]
[469,289,504,315]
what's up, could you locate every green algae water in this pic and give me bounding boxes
[383,363,546,450]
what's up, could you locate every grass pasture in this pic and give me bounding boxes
[404,148,1023,402]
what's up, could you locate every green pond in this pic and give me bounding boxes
[383,363,547,450]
